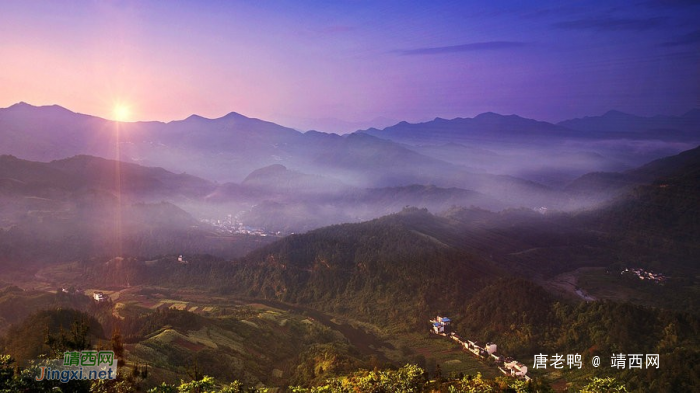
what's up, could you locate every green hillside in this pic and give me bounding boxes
[1,148,699,391]
[228,208,503,330]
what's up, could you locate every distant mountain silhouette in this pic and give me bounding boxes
[558,109,700,141]
[2,102,698,217]
[356,110,699,188]
[359,112,575,146]
[279,115,399,134]
[0,103,116,161]
[361,110,700,145]
[0,154,215,200]
[0,103,460,187]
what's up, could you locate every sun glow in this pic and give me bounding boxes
[112,104,131,122]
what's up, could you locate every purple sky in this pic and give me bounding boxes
[1,0,698,132]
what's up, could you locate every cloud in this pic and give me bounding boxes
[553,16,667,31]
[662,29,700,47]
[398,41,526,56]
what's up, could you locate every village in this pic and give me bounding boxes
[621,268,666,284]
[430,316,531,381]
[200,214,282,237]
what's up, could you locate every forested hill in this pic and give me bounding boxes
[456,278,700,392]
[588,145,700,268]
[217,153,700,322]
[230,207,504,330]
[138,150,700,321]
[564,144,700,199]
[626,144,700,180]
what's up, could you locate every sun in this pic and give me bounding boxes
[112,104,131,122]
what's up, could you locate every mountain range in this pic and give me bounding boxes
[1,102,699,234]
[1,102,699,391]
[1,142,698,274]
[2,103,698,187]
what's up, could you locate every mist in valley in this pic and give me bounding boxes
[2,104,698,243]
[1,103,698,245]
[1,1,699,390]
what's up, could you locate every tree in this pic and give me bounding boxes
[176,375,216,393]
[148,382,178,393]
[45,316,92,355]
[146,376,259,393]
[111,326,125,362]
[0,355,17,391]
[581,377,628,393]
[450,373,495,393]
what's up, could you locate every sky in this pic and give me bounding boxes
[1,0,698,132]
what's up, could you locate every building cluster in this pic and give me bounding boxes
[58,287,111,303]
[621,268,666,284]
[58,287,110,303]
[93,291,108,302]
[200,215,280,237]
[430,315,530,380]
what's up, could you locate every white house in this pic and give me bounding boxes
[504,360,528,377]
[485,342,497,355]
[430,316,452,335]
[93,292,106,302]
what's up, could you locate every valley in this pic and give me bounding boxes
[0,104,698,392]
[1,264,500,389]
[3,2,700,391]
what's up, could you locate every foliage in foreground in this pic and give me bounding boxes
[289,364,550,393]
[2,355,633,393]
[289,364,632,392]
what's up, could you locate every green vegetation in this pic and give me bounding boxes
[0,309,103,364]
[230,208,500,331]
[0,284,92,334]
[0,353,639,393]
[2,283,696,391]
[1,149,699,391]
[575,268,699,312]
[455,279,700,391]
[290,364,553,392]
[0,358,560,393]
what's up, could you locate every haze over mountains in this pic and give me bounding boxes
[2,101,696,279]
[2,102,698,184]
[360,109,700,186]
[1,102,699,391]
[1,102,699,234]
